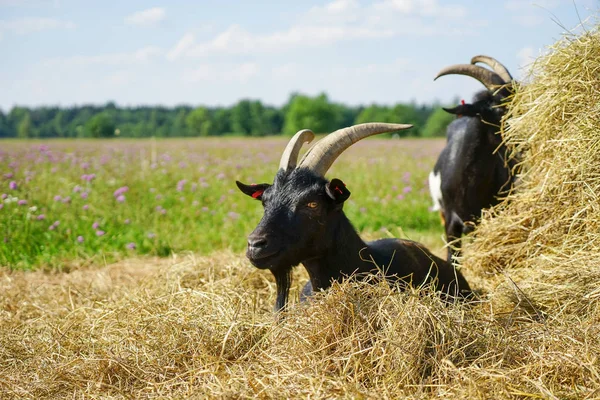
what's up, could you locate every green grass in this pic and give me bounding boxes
[0,137,446,269]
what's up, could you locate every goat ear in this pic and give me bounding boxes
[443,104,477,117]
[325,178,351,203]
[236,181,270,200]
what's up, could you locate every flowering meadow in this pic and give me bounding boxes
[0,137,445,269]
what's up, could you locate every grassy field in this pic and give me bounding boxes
[0,137,447,270]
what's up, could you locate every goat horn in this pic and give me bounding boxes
[298,123,412,177]
[278,129,315,171]
[434,64,505,92]
[470,55,513,83]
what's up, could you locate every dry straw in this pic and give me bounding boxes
[2,26,600,399]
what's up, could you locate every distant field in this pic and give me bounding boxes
[0,137,446,269]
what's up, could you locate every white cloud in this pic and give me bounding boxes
[516,46,537,78]
[505,0,561,11]
[513,14,545,27]
[373,0,466,18]
[168,0,468,59]
[184,62,260,84]
[0,17,74,34]
[167,33,195,61]
[42,46,162,67]
[125,7,165,27]
[184,24,394,57]
[306,0,361,23]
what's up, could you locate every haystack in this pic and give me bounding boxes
[462,26,600,317]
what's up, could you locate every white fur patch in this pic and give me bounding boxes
[428,170,442,211]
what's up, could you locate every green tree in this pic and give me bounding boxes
[17,112,33,138]
[212,108,231,135]
[172,109,189,136]
[422,108,455,137]
[52,110,66,138]
[0,110,9,138]
[390,104,421,136]
[85,113,115,138]
[355,104,394,124]
[231,100,253,135]
[186,107,213,136]
[282,93,342,135]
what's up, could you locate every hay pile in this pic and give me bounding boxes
[462,26,600,318]
[1,252,598,398]
[2,27,600,400]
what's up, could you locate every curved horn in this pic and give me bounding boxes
[434,64,505,92]
[278,129,315,171]
[471,55,513,83]
[298,123,412,177]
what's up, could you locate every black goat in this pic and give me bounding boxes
[237,123,472,311]
[428,55,518,261]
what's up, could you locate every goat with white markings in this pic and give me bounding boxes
[237,123,472,311]
[429,55,519,262]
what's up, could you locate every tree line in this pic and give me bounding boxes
[0,93,457,139]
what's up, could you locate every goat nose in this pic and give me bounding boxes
[248,236,268,249]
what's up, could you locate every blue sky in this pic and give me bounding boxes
[0,0,597,111]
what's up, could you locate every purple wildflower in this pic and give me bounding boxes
[113,186,129,197]
[147,232,156,239]
[396,194,405,201]
[403,186,413,194]
[9,181,17,190]
[92,221,100,229]
[62,196,71,204]
[80,162,90,170]
[81,192,88,199]
[0,204,3,210]
[124,218,131,224]
[77,236,84,243]
[176,179,187,192]
[82,204,89,211]
[116,194,126,202]
[73,185,82,193]
[4,173,13,179]
[126,242,136,250]
[81,174,96,182]
[227,212,240,220]
[37,214,45,220]
[53,195,62,202]
[96,230,105,236]
[402,172,411,184]
[17,199,27,206]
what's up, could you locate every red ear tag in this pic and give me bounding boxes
[252,190,264,199]
[461,99,466,105]
[335,186,343,194]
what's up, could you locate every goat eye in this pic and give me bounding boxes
[307,201,318,209]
